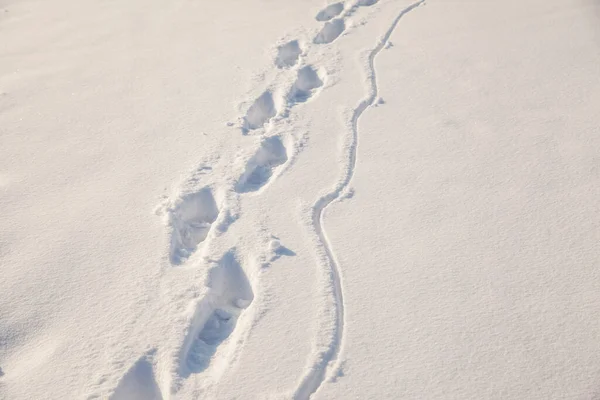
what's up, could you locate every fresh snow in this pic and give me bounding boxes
[1,0,599,399]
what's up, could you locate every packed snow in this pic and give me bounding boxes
[1,0,599,399]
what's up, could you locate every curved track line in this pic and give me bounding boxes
[294,1,425,399]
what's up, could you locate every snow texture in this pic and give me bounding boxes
[1,0,600,399]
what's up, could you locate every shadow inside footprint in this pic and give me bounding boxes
[314,18,345,44]
[243,91,277,132]
[357,0,378,5]
[182,251,254,376]
[170,188,219,264]
[316,2,344,21]
[275,40,302,68]
[110,353,162,400]
[187,309,236,373]
[236,136,288,193]
[291,66,323,103]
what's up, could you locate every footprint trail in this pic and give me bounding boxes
[146,0,423,397]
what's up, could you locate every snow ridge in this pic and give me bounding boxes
[294,1,425,399]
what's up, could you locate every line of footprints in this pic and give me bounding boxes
[137,1,382,395]
[168,0,378,266]
[110,1,382,398]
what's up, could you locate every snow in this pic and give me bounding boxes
[1,0,599,399]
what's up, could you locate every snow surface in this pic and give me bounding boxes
[1,0,599,399]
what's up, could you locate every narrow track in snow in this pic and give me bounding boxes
[294,1,425,398]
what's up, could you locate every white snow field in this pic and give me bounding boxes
[1,0,599,399]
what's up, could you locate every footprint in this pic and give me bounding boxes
[243,91,277,132]
[315,2,344,21]
[235,136,288,193]
[275,40,302,68]
[169,188,219,264]
[110,353,162,400]
[181,251,254,375]
[291,65,324,103]
[313,18,345,44]
[187,309,235,372]
[357,0,378,5]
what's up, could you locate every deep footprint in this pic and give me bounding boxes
[291,66,323,103]
[314,18,345,44]
[316,2,344,21]
[244,91,277,132]
[169,188,219,264]
[187,309,236,372]
[182,251,254,375]
[275,40,302,68]
[235,136,288,193]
